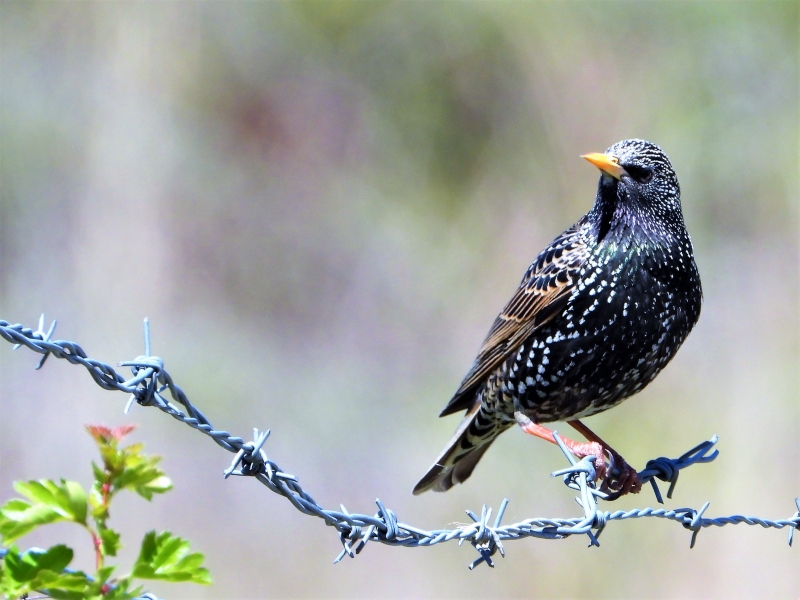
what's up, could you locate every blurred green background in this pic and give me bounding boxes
[1,1,798,598]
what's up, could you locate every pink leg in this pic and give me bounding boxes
[514,412,611,478]
[568,419,642,499]
[567,419,642,500]
[514,412,642,500]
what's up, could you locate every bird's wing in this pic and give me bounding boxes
[439,219,591,417]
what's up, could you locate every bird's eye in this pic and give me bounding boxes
[625,165,654,184]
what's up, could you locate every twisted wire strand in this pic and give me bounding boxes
[1,317,798,570]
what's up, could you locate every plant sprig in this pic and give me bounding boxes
[0,425,211,599]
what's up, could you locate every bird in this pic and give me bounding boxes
[413,139,702,499]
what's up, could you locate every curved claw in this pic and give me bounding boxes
[599,455,643,500]
[565,440,642,501]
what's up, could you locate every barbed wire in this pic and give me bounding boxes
[1,315,799,571]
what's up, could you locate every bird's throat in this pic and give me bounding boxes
[593,178,620,243]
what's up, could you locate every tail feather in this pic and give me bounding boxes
[413,402,507,495]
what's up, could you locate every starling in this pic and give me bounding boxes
[413,139,702,499]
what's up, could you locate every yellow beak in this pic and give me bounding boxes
[581,152,627,180]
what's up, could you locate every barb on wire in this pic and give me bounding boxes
[2,317,799,570]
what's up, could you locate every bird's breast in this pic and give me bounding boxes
[500,241,700,423]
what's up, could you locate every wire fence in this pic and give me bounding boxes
[2,315,799,572]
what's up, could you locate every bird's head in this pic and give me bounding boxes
[582,139,684,240]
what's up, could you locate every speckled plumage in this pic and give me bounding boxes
[414,139,702,495]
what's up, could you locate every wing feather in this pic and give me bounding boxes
[439,219,591,417]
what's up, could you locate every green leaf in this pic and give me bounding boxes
[13,480,88,525]
[64,481,88,525]
[1,480,89,542]
[1,481,89,543]
[91,461,106,483]
[46,587,93,600]
[103,580,143,600]
[135,475,173,501]
[0,544,23,597]
[96,576,144,600]
[89,463,107,513]
[114,456,172,501]
[0,545,86,599]
[87,426,172,501]
[0,498,67,542]
[99,525,122,557]
[5,544,65,583]
[26,545,74,575]
[35,569,91,598]
[132,531,211,585]
[95,564,116,584]
[79,565,124,599]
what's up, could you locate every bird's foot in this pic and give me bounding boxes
[561,440,610,478]
[599,450,642,500]
[566,419,642,500]
[513,413,641,500]
[562,440,641,500]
